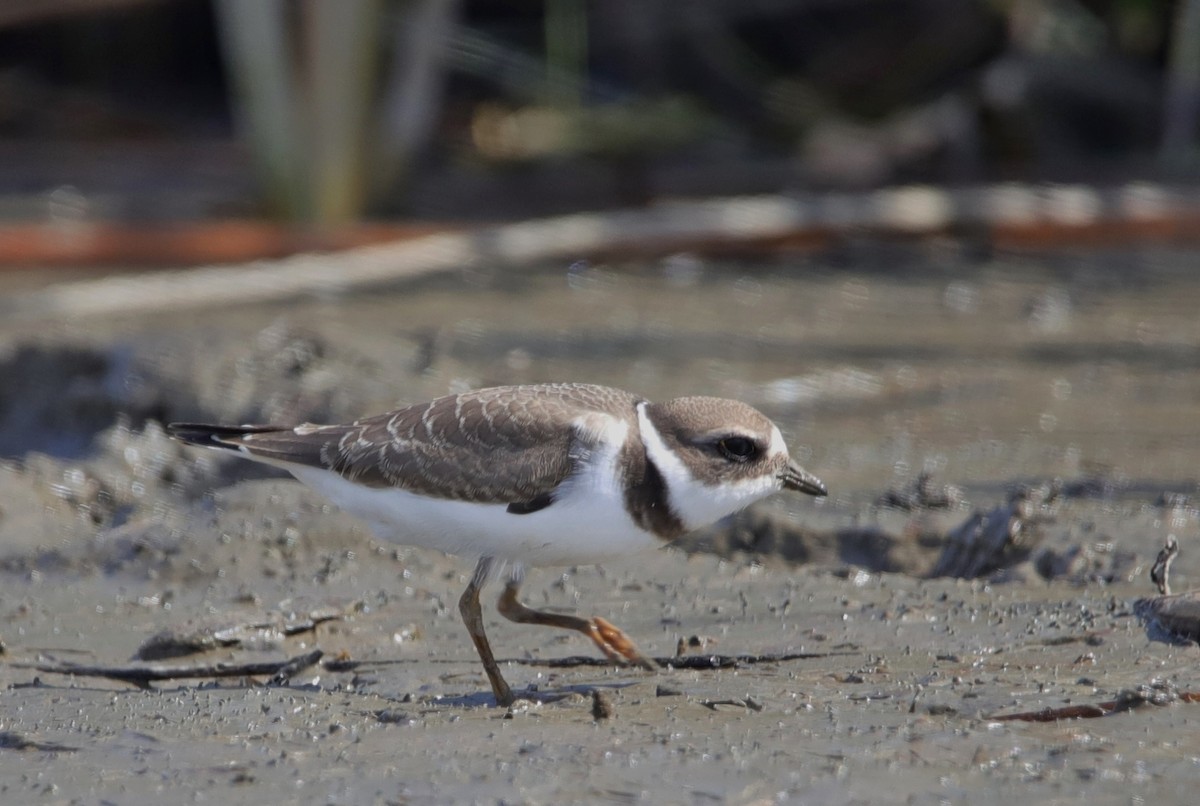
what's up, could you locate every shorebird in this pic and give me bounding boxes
[169,383,826,705]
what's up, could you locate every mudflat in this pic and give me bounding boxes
[1,251,1198,804]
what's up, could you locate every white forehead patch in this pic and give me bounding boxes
[636,402,783,532]
[768,424,787,458]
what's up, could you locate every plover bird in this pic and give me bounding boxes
[169,383,825,705]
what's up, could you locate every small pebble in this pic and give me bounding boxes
[591,689,614,720]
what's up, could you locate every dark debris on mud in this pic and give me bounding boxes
[993,679,1200,722]
[691,472,1149,586]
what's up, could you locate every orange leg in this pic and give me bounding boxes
[496,580,657,671]
[457,557,515,706]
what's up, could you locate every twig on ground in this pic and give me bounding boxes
[14,649,324,689]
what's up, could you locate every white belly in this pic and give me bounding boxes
[288,466,664,566]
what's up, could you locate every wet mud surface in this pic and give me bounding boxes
[2,249,1200,803]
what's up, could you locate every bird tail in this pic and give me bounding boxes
[166,422,283,450]
[167,421,335,469]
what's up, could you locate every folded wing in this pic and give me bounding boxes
[168,384,638,509]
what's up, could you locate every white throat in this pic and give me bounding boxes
[635,402,782,531]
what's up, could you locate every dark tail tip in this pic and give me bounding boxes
[167,422,278,447]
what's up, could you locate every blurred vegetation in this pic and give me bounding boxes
[0,0,1195,223]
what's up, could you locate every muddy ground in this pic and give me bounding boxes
[1,247,1199,804]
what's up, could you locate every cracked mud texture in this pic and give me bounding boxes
[1,250,1199,804]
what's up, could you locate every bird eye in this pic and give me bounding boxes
[717,436,757,462]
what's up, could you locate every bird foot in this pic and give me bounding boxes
[588,617,658,670]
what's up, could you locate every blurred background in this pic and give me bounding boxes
[1,0,1199,578]
[1,0,1199,266]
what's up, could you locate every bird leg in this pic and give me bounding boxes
[496,579,658,671]
[458,557,515,707]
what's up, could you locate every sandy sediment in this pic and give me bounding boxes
[2,255,1199,803]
